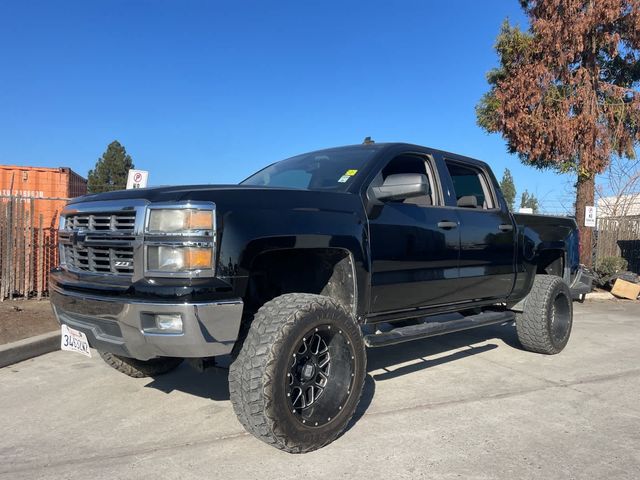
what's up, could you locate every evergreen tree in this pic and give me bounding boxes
[520,190,540,213]
[499,168,517,211]
[87,141,134,193]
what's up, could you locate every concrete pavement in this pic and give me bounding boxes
[0,331,60,368]
[1,300,639,479]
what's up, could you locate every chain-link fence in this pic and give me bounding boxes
[0,195,67,300]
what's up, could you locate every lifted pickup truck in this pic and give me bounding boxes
[51,143,592,453]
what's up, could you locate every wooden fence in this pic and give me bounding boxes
[596,215,640,274]
[0,196,65,300]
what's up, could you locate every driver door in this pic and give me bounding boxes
[367,153,461,314]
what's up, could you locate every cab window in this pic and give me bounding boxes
[445,161,495,209]
[372,154,437,207]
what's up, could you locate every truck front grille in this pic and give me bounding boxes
[60,207,140,277]
[61,244,135,275]
[63,212,136,232]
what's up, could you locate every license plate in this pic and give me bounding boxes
[60,324,92,358]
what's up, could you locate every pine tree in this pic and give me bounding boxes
[87,141,134,193]
[499,168,517,211]
[520,190,540,213]
[476,1,640,265]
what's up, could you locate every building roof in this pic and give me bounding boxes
[598,194,640,217]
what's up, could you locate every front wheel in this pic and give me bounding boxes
[229,293,366,453]
[516,275,573,355]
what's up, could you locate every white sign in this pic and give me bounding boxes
[518,207,534,214]
[585,205,597,227]
[126,169,149,189]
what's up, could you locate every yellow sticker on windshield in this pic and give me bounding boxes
[345,169,358,176]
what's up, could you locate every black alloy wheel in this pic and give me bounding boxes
[229,293,366,453]
[287,324,355,427]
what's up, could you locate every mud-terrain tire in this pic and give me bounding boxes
[229,293,366,453]
[516,275,573,355]
[98,351,183,378]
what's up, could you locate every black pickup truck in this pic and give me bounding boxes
[50,143,592,453]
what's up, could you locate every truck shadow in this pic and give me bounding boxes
[344,322,519,432]
[366,322,520,382]
[143,323,520,418]
[144,360,231,401]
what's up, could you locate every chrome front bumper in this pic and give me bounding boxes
[50,285,243,361]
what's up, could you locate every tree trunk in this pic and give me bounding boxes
[575,174,595,266]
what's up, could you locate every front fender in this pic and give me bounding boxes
[215,199,370,316]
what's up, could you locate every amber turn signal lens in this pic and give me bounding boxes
[185,247,212,269]
[187,210,213,230]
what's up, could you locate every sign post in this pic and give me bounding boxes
[585,205,597,227]
[126,169,149,189]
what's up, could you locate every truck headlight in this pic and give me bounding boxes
[144,202,216,277]
[147,246,213,272]
[147,209,213,233]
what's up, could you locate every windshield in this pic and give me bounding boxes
[241,146,382,192]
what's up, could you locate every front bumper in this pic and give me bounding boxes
[50,284,243,361]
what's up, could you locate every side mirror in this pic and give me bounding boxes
[371,173,429,201]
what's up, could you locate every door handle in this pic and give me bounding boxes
[437,221,458,230]
[498,224,514,232]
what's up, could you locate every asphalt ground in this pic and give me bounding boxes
[1,300,639,479]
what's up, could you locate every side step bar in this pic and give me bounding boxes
[364,310,516,348]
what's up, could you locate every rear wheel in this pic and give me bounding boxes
[516,275,573,354]
[229,293,366,453]
[98,351,183,378]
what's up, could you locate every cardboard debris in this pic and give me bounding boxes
[611,278,640,300]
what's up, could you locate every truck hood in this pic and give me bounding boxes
[69,185,291,204]
[68,184,363,216]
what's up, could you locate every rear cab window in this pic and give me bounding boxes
[445,160,496,209]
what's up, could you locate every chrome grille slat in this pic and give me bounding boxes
[62,211,137,276]
[65,213,135,233]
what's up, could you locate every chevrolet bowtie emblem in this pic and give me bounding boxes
[71,230,87,247]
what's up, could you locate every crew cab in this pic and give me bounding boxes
[50,143,592,453]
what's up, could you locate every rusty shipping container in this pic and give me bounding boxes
[1,165,87,228]
[0,165,87,299]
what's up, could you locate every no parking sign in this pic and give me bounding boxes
[585,205,597,227]
[126,169,149,189]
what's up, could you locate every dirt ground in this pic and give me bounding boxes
[0,299,58,345]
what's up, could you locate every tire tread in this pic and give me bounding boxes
[229,293,365,453]
[98,351,183,378]
[516,275,572,355]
